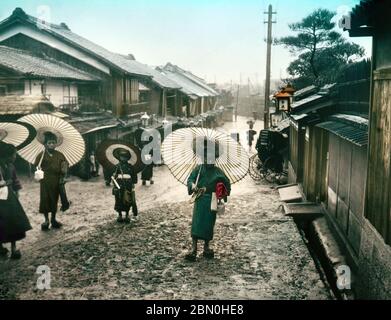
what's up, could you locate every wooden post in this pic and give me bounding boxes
[263,5,276,129]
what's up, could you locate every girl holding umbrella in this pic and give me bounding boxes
[34,132,68,231]
[112,148,139,223]
[185,138,231,262]
[96,140,145,223]
[161,127,249,262]
[0,142,32,259]
[17,114,85,231]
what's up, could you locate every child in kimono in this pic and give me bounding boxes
[185,139,231,262]
[141,149,154,186]
[0,142,32,259]
[34,132,68,231]
[112,148,139,223]
[246,120,257,152]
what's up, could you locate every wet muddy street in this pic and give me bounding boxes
[0,163,332,300]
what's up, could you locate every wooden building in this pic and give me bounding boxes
[288,43,390,297]
[157,63,220,117]
[288,84,336,183]
[0,45,101,110]
[0,8,153,117]
[343,0,391,299]
[136,65,183,117]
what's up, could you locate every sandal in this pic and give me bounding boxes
[41,222,50,231]
[124,217,131,224]
[51,220,63,229]
[10,250,21,260]
[184,252,197,262]
[203,249,215,259]
[117,216,124,223]
[0,247,9,257]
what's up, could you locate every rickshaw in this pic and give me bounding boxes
[249,124,289,184]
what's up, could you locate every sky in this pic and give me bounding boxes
[0,0,372,85]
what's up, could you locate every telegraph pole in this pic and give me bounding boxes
[263,4,276,129]
[235,73,243,122]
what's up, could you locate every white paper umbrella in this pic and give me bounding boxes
[0,121,36,150]
[161,127,249,185]
[18,114,85,167]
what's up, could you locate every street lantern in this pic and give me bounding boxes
[141,112,150,127]
[273,84,295,113]
[274,92,292,112]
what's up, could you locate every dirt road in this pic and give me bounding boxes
[0,117,331,300]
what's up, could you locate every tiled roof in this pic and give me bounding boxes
[349,0,378,29]
[43,22,153,78]
[49,29,180,88]
[69,116,120,135]
[165,63,219,95]
[127,62,181,89]
[291,94,325,111]
[316,117,368,146]
[0,9,153,78]
[145,67,182,89]
[294,85,318,100]
[0,46,100,81]
[159,63,219,97]
[0,95,55,115]
[0,9,184,89]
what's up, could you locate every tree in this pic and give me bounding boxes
[276,9,365,89]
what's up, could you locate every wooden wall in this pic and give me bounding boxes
[327,132,367,254]
[302,126,328,203]
[365,68,391,245]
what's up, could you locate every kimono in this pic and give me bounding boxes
[112,162,138,212]
[141,150,154,181]
[34,150,68,214]
[187,165,231,241]
[247,129,257,147]
[89,154,99,177]
[0,163,32,243]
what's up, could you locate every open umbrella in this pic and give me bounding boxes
[161,127,249,185]
[17,114,85,167]
[0,121,37,150]
[96,140,145,174]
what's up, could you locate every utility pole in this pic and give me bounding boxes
[235,84,239,122]
[235,73,242,122]
[248,77,254,118]
[263,4,276,129]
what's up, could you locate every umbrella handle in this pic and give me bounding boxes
[194,165,202,188]
[36,150,45,170]
[111,176,121,190]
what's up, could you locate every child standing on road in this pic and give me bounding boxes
[112,149,139,223]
